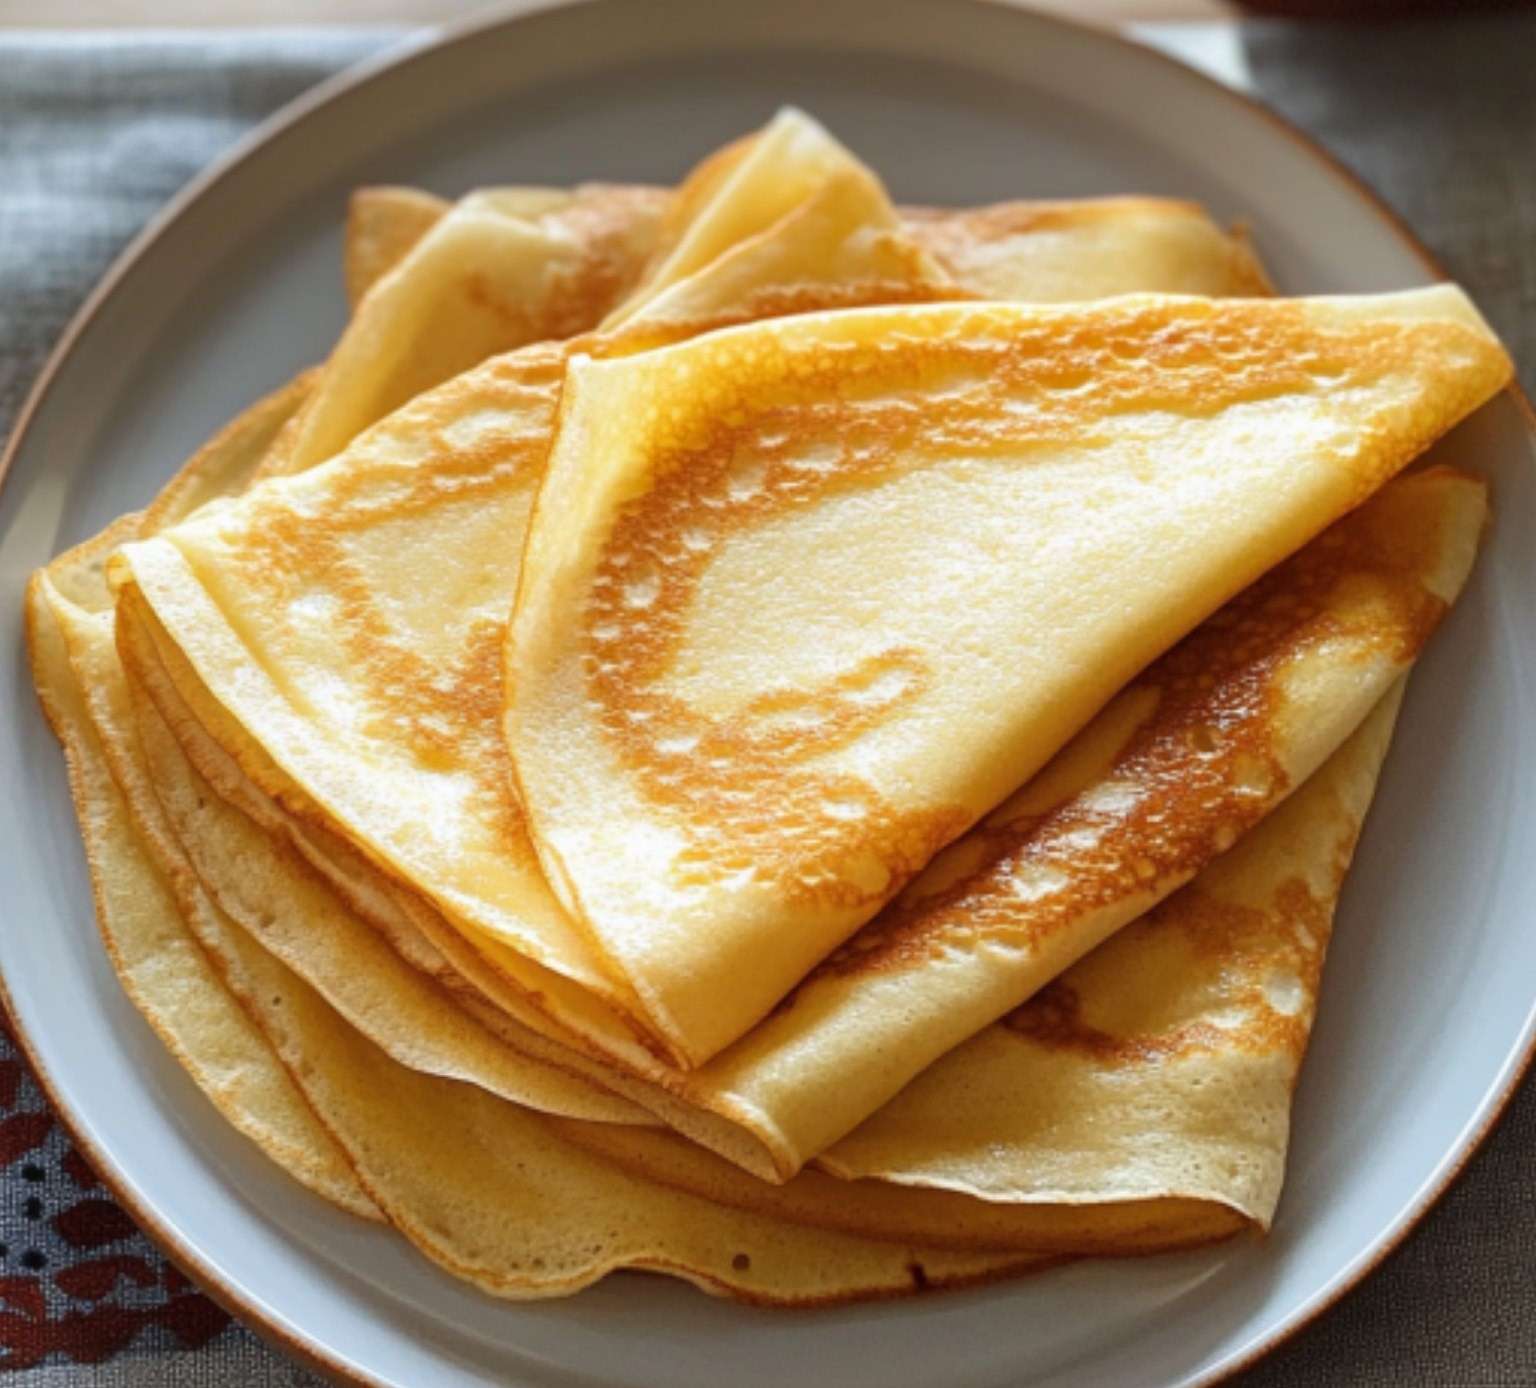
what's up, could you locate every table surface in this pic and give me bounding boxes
[1,9,1532,1386]
[0,0,1234,25]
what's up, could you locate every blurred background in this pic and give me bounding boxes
[1,0,1527,24]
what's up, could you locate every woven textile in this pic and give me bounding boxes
[1,20,1532,1384]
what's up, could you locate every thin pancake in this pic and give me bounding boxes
[659,469,1484,1175]
[344,184,449,308]
[24,378,380,1219]
[558,683,1403,1237]
[105,108,973,1073]
[47,589,647,1127]
[505,290,1509,1066]
[170,872,1051,1302]
[346,187,1269,310]
[279,182,668,473]
[123,469,1485,1188]
[902,197,1271,301]
[822,685,1406,1224]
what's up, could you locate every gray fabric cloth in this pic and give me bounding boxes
[0,19,1532,1385]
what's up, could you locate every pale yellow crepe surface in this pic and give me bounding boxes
[348,186,1270,312]
[651,469,1486,1176]
[24,382,380,1219]
[103,108,986,1073]
[282,182,668,473]
[506,289,1509,1066]
[823,685,1405,1226]
[903,196,1271,301]
[164,869,1049,1303]
[561,682,1403,1237]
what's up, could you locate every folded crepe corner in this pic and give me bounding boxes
[504,288,1509,1067]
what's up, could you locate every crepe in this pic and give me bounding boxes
[31,454,1055,1308]
[24,103,1514,1308]
[346,187,1270,313]
[109,128,1505,1170]
[49,590,648,1126]
[184,889,1053,1302]
[633,467,1484,1176]
[115,378,1495,1190]
[902,197,1271,301]
[558,679,1404,1236]
[24,380,381,1220]
[344,184,450,308]
[101,108,981,1079]
[278,182,668,474]
[506,289,1509,1066]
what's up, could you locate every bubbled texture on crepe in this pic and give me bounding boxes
[823,687,1406,1228]
[656,469,1487,1177]
[108,106,978,1071]
[506,289,1510,1066]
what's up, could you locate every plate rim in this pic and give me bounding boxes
[2,3,1533,1384]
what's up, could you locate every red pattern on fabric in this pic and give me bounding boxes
[54,1255,159,1301]
[61,1148,101,1192]
[0,1026,232,1370]
[52,1199,141,1250]
[0,1113,52,1167]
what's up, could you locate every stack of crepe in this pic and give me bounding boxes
[28,110,1511,1305]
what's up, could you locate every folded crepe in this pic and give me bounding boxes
[91,108,1016,1078]
[276,181,668,475]
[112,307,1498,1189]
[902,196,1272,301]
[107,106,1507,1147]
[30,413,1468,1288]
[557,677,1405,1239]
[35,590,1041,1311]
[25,380,381,1221]
[98,109,1507,1159]
[591,468,1485,1177]
[506,290,1508,1067]
[346,185,1271,315]
[28,390,1059,1305]
[27,109,1513,1304]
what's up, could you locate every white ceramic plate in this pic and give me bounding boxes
[3,4,1533,1385]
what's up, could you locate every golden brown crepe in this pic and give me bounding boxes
[506,290,1508,1066]
[112,386,1495,1190]
[106,107,1506,1183]
[278,182,668,474]
[628,468,1484,1177]
[26,109,1513,1307]
[184,895,1053,1303]
[344,184,450,308]
[903,197,1271,301]
[28,344,1058,1307]
[36,542,1047,1308]
[346,188,1270,313]
[24,380,381,1220]
[101,107,983,1084]
[558,681,1404,1235]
